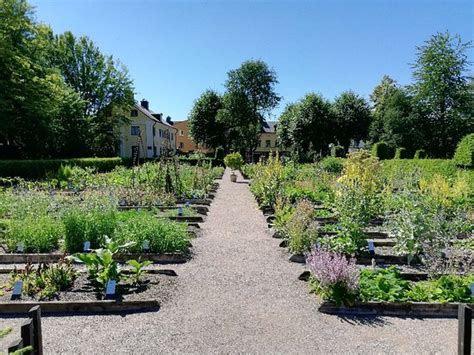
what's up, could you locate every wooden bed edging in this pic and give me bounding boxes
[0,299,160,314]
[318,301,474,318]
[0,252,188,264]
[288,253,413,265]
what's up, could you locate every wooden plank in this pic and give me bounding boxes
[29,305,43,355]
[458,304,472,355]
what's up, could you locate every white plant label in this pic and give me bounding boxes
[16,243,24,253]
[83,241,91,252]
[142,240,150,251]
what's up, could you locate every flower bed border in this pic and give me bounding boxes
[0,252,188,264]
[318,300,474,318]
[0,299,160,314]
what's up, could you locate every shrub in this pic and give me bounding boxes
[5,215,63,253]
[114,210,190,253]
[286,200,319,254]
[414,149,427,159]
[63,207,117,253]
[224,152,244,171]
[0,158,123,179]
[394,147,409,159]
[319,157,344,174]
[306,247,359,306]
[453,133,474,167]
[330,145,345,158]
[358,267,410,302]
[371,142,393,160]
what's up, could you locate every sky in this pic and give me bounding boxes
[31,0,473,121]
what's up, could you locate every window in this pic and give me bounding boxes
[131,126,140,136]
[180,130,184,136]
[153,146,157,156]
[265,140,271,148]
[179,142,184,149]
[171,133,174,141]
[159,129,162,137]
[258,140,261,147]
[131,109,138,117]
[147,146,152,150]
[152,127,156,136]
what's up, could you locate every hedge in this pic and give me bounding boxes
[371,142,394,160]
[330,145,345,158]
[381,159,461,179]
[394,147,410,159]
[0,157,123,179]
[453,133,474,168]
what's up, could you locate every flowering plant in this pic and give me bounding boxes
[306,246,359,305]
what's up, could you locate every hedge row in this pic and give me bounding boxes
[453,133,474,167]
[0,157,123,178]
[381,159,462,179]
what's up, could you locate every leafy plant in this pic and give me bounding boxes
[224,152,244,171]
[358,267,410,302]
[286,200,319,254]
[126,259,152,284]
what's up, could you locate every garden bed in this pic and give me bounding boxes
[318,300,474,318]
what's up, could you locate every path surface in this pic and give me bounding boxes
[1,169,457,353]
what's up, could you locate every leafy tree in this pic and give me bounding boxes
[331,91,371,150]
[276,103,297,149]
[52,31,134,156]
[410,31,472,157]
[188,90,225,150]
[219,60,281,156]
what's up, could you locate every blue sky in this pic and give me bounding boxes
[31,0,473,121]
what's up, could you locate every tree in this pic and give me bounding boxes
[52,31,134,156]
[276,103,297,149]
[219,60,281,156]
[410,31,472,157]
[188,90,225,150]
[331,91,371,150]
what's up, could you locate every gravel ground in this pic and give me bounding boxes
[0,169,458,354]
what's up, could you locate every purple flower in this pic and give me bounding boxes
[306,246,359,293]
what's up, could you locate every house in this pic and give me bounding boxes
[174,120,210,153]
[119,99,177,159]
[252,121,289,161]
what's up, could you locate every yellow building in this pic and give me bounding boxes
[253,121,288,161]
[119,100,177,159]
[175,120,210,153]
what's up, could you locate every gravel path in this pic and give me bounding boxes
[0,168,458,353]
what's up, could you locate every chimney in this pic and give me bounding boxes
[140,99,149,110]
[166,116,173,125]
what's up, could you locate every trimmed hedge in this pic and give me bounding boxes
[381,159,460,179]
[330,145,345,158]
[0,157,123,179]
[414,149,427,159]
[394,147,410,159]
[453,133,474,167]
[371,142,394,160]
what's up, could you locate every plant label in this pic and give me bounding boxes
[470,283,474,296]
[83,241,91,252]
[16,243,24,253]
[178,207,183,217]
[11,281,23,300]
[142,240,150,252]
[105,280,116,299]
[185,201,190,208]
[367,240,375,256]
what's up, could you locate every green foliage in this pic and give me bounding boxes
[381,159,460,179]
[0,327,12,338]
[57,164,73,182]
[224,152,244,171]
[394,147,409,159]
[214,147,225,161]
[10,261,77,300]
[126,259,152,284]
[5,215,62,253]
[358,267,410,302]
[330,145,345,158]
[285,200,319,254]
[63,207,117,253]
[0,158,123,178]
[414,149,427,159]
[318,157,344,174]
[406,275,474,303]
[453,133,474,167]
[371,142,393,160]
[188,90,225,150]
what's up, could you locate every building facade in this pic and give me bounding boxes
[119,100,177,159]
[175,120,210,153]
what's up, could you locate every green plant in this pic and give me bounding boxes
[224,152,244,171]
[319,157,344,174]
[358,267,410,302]
[371,141,393,160]
[394,147,409,159]
[126,259,152,284]
[71,237,134,292]
[414,149,427,159]
[406,274,474,303]
[5,216,63,253]
[286,200,319,254]
[57,164,73,182]
[453,133,474,167]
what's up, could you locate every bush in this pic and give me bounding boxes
[5,216,63,253]
[371,142,393,160]
[224,152,244,171]
[453,133,474,167]
[381,159,460,179]
[63,207,117,253]
[394,147,410,159]
[319,157,344,174]
[286,200,319,254]
[0,158,123,179]
[414,149,427,159]
[330,145,345,158]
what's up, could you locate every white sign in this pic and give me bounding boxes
[83,241,91,252]
[142,240,150,251]
[16,243,24,253]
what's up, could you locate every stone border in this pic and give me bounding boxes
[318,301,474,318]
[161,216,204,223]
[0,252,188,264]
[0,300,160,314]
